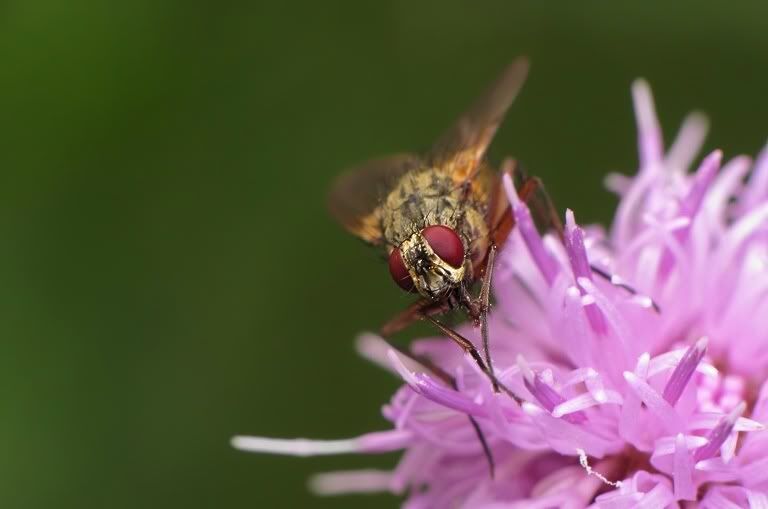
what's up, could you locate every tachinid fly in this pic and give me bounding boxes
[328,58,562,390]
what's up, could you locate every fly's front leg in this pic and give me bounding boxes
[380,298,452,337]
[478,245,498,392]
[424,315,517,401]
[457,243,499,392]
[459,285,482,326]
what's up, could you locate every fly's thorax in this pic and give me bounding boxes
[399,231,466,300]
[380,169,463,245]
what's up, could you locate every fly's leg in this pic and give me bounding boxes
[589,264,661,313]
[380,298,451,337]
[423,315,490,375]
[478,244,498,392]
[505,163,659,312]
[423,315,518,402]
[474,159,548,393]
[379,331,496,478]
[502,162,659,314]
[467,415,495,479]
[456,244,499,392]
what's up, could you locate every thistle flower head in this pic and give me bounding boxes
[234,80,768,507]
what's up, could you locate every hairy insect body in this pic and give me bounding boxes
[328,57,531,323]
[380,169,488,248]
[379,167,489,299]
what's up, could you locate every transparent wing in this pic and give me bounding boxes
[327,154,422,244]
[427,57,530,185]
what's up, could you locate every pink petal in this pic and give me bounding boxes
[673,433,696,500]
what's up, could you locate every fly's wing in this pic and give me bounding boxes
[328,154,422,244]
[427,57,530,186]
[330,58,529,246]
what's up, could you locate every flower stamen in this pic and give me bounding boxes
[565,210,608,335]
[693,402,746,462]
[518,355,587,424]
[502,172,558,285]
[662,337,708,406]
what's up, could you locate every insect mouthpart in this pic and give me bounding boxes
[388,225,466,299]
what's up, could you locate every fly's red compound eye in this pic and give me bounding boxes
[422,225,464,268]
[388,247,415,292]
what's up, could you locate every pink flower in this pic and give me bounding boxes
[233,80,768,508]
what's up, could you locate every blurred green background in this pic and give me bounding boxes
[0,1,766,507]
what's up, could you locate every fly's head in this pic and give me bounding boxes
[388,225,467,300]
